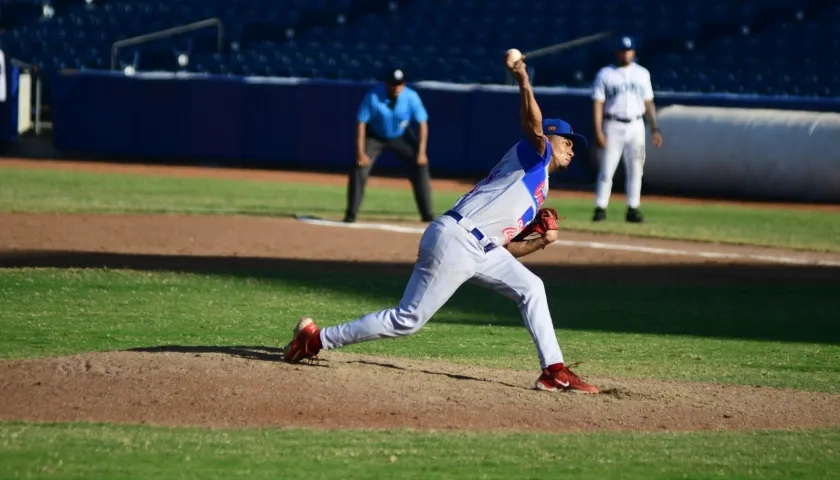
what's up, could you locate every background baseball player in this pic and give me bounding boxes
[591,35,663,223]
[344,67,435,223]
[284,50,599,394]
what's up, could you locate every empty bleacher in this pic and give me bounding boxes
[0,0,837,98]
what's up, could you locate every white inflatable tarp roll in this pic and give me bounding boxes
[643,105,840,202]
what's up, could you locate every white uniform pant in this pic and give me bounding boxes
[595,118,646,209]
[320,215,564,369]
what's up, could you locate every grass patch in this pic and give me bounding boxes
[1,268,837,392]
[1,166,838,251]
[1,422,838,480]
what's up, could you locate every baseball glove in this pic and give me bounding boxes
[512,208,563,241]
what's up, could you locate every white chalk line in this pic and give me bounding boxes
[296,217,840,267]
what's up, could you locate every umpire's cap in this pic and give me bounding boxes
[543,119,588,149]
[384,68,407,85]
[615,35,636,51]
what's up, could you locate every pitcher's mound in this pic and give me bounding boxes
[1,349,838,433]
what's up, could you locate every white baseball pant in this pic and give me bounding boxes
[320,214,565,369]
[595,119,646,209]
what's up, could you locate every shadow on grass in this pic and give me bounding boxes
[3,250,839,344]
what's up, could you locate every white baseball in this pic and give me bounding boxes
[505,48,523,65]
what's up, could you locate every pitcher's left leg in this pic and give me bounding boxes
[469,247,598,393]
[469,248,562,368]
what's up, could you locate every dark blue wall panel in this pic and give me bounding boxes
[52,73,137,155]
[293,80,370,169]
[240,80,301,165]
[188,77,243,160]
[51,71,840,184]
[466,88,523,174]
[418,87,472,176]
[131,79,191,158]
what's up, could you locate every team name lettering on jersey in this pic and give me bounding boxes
[534,180,547,206]
[592,63,654,119]
[605,82,646,99]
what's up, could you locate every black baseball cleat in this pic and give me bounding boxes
[626,208,644,223]
[343,215,356,223]
[592,207,606,222]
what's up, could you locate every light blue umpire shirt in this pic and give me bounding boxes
[356,83,429,140]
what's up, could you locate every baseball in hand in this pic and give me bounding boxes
[505,48,523,67]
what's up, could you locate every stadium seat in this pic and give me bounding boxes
[0,0,836,97]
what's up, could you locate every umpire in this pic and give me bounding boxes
[344,68,435,223]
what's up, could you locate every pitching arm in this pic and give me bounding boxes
[506,56,546,156]
[518,76,546,156]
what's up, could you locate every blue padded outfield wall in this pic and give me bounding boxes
[51,70,840,184]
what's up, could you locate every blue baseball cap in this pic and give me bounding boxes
[616,35,636,51]
[543,119,587,149]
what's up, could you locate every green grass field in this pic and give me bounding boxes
[1,165,839,479]
[2,423,838,480]
[1,166,839,251]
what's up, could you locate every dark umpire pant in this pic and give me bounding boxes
[345,128,435,222]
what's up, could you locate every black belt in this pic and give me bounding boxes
[444,210,497,253]
[605,114,642,123]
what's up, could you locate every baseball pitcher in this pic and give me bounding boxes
[283,51,599,394]
[592,35,663,223]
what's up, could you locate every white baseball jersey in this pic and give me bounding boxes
[592,63,653,118]
[450,138,552,246]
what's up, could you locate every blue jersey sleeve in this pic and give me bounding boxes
[410,91,428,123]
[356,91,373,123]
[516,137,552,170]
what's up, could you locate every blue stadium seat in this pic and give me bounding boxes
[0,0,836,96]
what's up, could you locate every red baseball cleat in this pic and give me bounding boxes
[535,362,599,393]
[283,317,322,363]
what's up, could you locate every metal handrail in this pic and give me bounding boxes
[110,18,224,70]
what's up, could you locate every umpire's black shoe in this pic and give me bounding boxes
[592,207,607,222]
[626,208,644,223]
